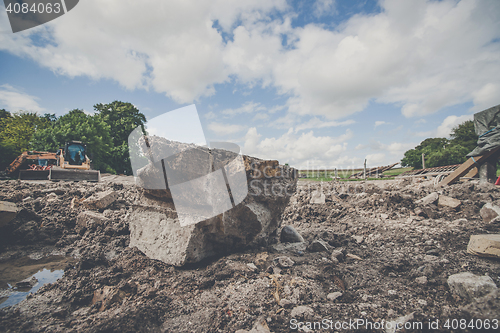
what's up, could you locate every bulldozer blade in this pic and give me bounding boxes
[19,170,50,180]
[49,169,100,182]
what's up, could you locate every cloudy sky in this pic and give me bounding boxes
[1,0,499,169]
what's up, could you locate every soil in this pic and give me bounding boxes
[0,176,499,332]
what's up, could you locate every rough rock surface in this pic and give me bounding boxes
[480,202,500,222]
[0,177,500,332]
[0,201,17,227]
[447,272,497,301]
[279,225,304,243]
[128,139,297,266]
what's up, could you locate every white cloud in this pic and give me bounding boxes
[208,121,246,135]
[0,0,498,120]
[313,0,336,17]
[204,111,217,119]
[436,114,473,137]
[0,84,45,112]
[294,117,354,132]
[242,127,352,167]
[221,101,266,116]
[471,83,500,112]
[253,113,269,121]
[365,153,386,166]
[374,121,387,128]
[413,113,473,138]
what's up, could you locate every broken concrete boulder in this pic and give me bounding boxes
[438,195,461,209]
[76,211,110,228]
[416,192,438,206]
[0,201,18,227]
[83,190,119,210]
[128,137,297,266]
[447,272,497,301]
[280,225,304,243]
[309,190,325,204]
[467,234,500,258]
[480,203,500,223]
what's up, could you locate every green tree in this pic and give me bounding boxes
[33,109,113,171]
[0,109,11,120]
[0,111,51,169]
[449,120,477,152]
[401,120,478,169]
[94,101,146,174]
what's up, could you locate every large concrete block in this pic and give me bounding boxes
[128,138,297,266]
[0,201,18,227]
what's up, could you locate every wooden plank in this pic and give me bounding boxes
[438,146,500,186]
[464,167,478,178]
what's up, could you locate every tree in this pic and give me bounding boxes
[94,101,146,174]
[32,109,113,171]
[401,120,478,169]
[0,109,11,120]
[0,111,51,169]
[449,120,476,152]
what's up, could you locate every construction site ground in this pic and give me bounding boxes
[0,176,499,332]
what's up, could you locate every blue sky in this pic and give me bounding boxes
[1,0,499,169]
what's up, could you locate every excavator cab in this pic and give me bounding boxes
[51,141,100,181]
[57,141,91,168]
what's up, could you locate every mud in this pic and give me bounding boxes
[0,177,499,332]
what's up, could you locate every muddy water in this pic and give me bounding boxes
[0,254,76,308]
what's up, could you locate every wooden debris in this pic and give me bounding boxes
[349,163,398,179]
[439,146,500,186]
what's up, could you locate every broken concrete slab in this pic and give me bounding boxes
[0,201,18,227]
[447,272,497,301]
[467,234,500,258]
[128,140,297,266]
[76,211,110,228]
[480,203,500,223]
[83,190,119,210]
[438,195,461,209]
[309,190,325,204]
[416,192,438,206]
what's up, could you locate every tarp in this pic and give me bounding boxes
[467,104,500,157]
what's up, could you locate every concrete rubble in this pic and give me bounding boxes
[447,272,498,301]
[0,174,500,332]
[467,234,500,258]
[480,202,500,222]
[0,201,17,227]
[309,190,325,204]
[128,138,297,266]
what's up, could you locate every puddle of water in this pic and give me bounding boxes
[0,254,76,309]
[0,268,64,309]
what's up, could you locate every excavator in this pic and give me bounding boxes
[5,141,100,182]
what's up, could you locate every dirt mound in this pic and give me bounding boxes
[0,178,499,332]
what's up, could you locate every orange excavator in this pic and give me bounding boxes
[5,141,100,181]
